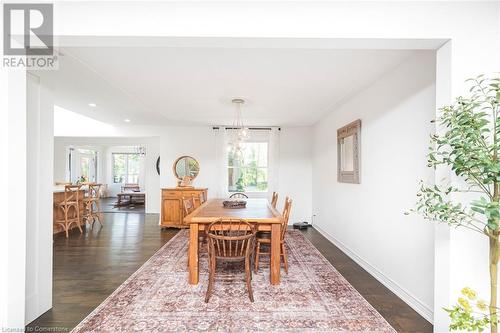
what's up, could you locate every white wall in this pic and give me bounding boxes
[279,127,312,223]
[54,137,161,214]
[159,127,218,193]
[312,52,436,321]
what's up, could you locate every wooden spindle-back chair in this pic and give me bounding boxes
[199,191,207,204]
[229,192,248,199]
[281,196,292,239]
[55,184,83,238]
[182,195,205,268]
[271,191,278,208]
[254,196,292,274]
[182,196,196,216]
[193,192,207,209]
[205,219,256,303]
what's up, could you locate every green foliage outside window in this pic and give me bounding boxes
[113,153,140,183]
[228,142,268,192]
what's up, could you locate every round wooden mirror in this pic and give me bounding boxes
[173,156,200,181]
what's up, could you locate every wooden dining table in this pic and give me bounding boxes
[184,198,284,285]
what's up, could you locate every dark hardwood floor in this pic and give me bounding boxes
[27,213,177,331]
[27,213,432,332]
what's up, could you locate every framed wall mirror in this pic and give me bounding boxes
[173,156,200,185]
[337,119,361,183]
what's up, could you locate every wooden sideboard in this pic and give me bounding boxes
[160,188,208,228]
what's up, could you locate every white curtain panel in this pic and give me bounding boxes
[268,128,280,202]
[214,127,229,198]
[139,150,146,190]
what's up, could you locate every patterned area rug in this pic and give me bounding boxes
[72,230,395,332]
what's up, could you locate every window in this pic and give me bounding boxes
[113,153,140,183]
[80,156,90,180]
[69,148,98,183]
[337,119,361,183]
[228,142,268,193]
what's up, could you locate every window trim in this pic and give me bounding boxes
[112,152,140,184]
[67,147,98,183]
[337,119,361,184]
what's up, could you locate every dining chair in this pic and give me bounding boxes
[182,196,196,216]
[254,196,292,274]
[54,184,83,238]
[271,191,279,208]
[199,191,207,204]
[83,183,103,228]
[205,219,256,303]
[183,195,203,267]
[229,192,248,199]
[194,192,207,209]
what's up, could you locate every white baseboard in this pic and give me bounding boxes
[313,225,434,324]
[25,292,52,325]
[25,292,38,325]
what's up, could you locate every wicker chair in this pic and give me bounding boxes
[83,183,103,228]
[205,219,256,303]
[54,185,83,238]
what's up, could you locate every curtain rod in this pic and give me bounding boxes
[212,126,281,131]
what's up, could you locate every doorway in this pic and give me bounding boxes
[69,148,98,183]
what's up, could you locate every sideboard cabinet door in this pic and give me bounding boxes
[160,188,208,228]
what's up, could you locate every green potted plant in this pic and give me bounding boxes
[411,75,500,332]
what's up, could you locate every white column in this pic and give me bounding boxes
[25,73,54,324]
[0,68,27,330]
[433,41,452,332]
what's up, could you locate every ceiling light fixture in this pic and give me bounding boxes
[227,98,249,158]
[124,119,131,123]
[135,146,146,156]
[88,103,97,107]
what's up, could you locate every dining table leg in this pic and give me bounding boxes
[188,223,199,285]
[270,223,281,285]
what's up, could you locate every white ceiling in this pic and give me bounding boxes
[39,46,419,127]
